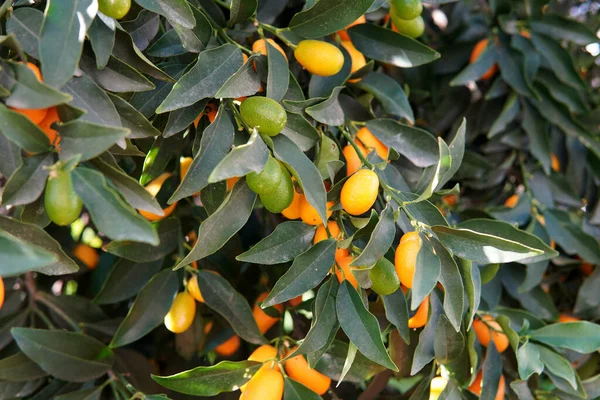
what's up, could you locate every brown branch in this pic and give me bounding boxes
[357,370,394,400]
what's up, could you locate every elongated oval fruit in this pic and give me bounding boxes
[472,315,509,353]
[240,97,287,136]
[240,368,284,400]
[164,292,196,333]
[284,347,331,395]
[340,169,379,215]
[294,40,344,77]
[394,231,421,288]
[470,38,497,80]
[45,169,83,226]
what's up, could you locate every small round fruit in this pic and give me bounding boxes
[356,127,388,160]
[470,39,497,80]
[391,13,425,39]
[300,198,334,226]
[369,258,400,295]
[472,315,509,353]
[468,371,505,400]
[282,187,303,219]
[391,0,423,20]
[164,292,196,333]
[260,166,294,213]
[45,169,83,226]
[313,221,342,244]
[294,40,344,76]
[408,296,429,328]
[73,244,99,269]
[247,157,283,195]
[343,143,367,176]
[253,292,283,334]
[138,173,178,221]
[99,0,131,19]
[340,169,379,215]
[335,255,358,289]
[284,347,331,395]
[240,368,284,400]
[240,97,287,136]
[214,335,240,357]
[252,38,288,61]
[394,231,421,288]
[187,275,204,303]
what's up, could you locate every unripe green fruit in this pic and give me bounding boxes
[240,97,287,137]
[369,258,400,295]
[45,169,83,226]
[391,0,423,20]
[391,10,425,39]
[98,0,131,19]
[260,165,294,213]
[246,156,283,195]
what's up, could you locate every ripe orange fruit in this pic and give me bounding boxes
[408,295,429,328]
[504,194,519,208]
[470,39,497,80]
[337,15,366,41]
[252,38,288,61]
[356,127,388,160]
[214,334,240,357]
[294,40,344,77]
[519,30,531,39]
[335,255,358,289]
[193,103,218,128]
[73,244,99,269]
[468,371,505,400]
[313,221,342,244]
[164,292,196,333]
[253,292,284,334]
[558,314,580,323]
[288,295,303,307]
[551,153,560,172]
[138,172,177,221]
[441,194,458,207]
[394,231,421,288]
[341,41,367,83]
[240,344,280,392]
[472,315,509,353]
[0,277,4,310]
[300,198,334,226]
[340,169,379,215]
[10,63,48,124]
[187,275,204,303]
[179,157,193,181]
[343,143,367,176]
[240,368,284,400]
[284,347,331,395]
[226,177,240,191]
[282,186,303,220]
[38,107,60,146]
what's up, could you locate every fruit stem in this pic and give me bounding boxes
[225,99,253,132]
[212,0,230,8]
[257,22,297,50]
[339,126,372,169]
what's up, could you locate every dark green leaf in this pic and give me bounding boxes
[0,130,22,178]
[57,120,129,162]
[314,340,385,383]
[281,112,319,152]
[134,0,195,29]
[62,74,122,127]
[489,93,520,138]
[12,328,114,382]
[290,0,377,38]
[411,292,443,375]
[450,44,496,86]
[5,62,71,109]
[88,17,115,69]
[94,259,164,304]
[0,104,51,153]
[110,269,178,347]
[146,30,186,57]
[336,281,398,371]
[517,341,544,380]
[54,386,104,400]
[530,322,600,353]
[412,138,451,202]
[262,239,336,307]
[208,130,269,182]
[522,100,551,175]
[105,218,180,262]
[530,33,584,91]
[496,45,536,98]
[0,231,56,276]
[434,239,464,332]
[538,345,578,390]
[80,54,155,93]
[351,204,395,267]
[542,209,600,264]
[266,40,289,102]
[481,343,502,400]
[530,14,597,45]
[6,8,42,58]
[214,55,261,99]
[284,378,322,400]
[163,100,207,137]
[574,267,600,314]
[383,289,410,344]
[108,93,161,138]
[305,86,345,126]
[229,0,257,26]
[152,361,261,396]
[2,153,52,206]
[354,72,414,124]
[0,352,47,382]
[236,221,316,264]
[434,315,464,364]
[175,179,256,269]
[113,29,174,82]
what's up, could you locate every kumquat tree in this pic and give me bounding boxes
[1,0,600,398]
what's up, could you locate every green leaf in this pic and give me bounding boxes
[11,328,114,382]
[0,231,56,276]
[94,258,163,304]
[367,119,438,168]
[273,134,328,224]
[0,215,78,275]
[5,62,71,109]
[348,24,440,68]
[54,386,104,400]
[6,8,42,59]
[538,345,578,390]
[458,258,480,329]
[2,153,52,206]
[163,100,207,137]
[236,221,316,265]
[289,0,373,38]
[530,322,600,353]
[88,17,115,69]
[315,135,340,180]
[134,0,195,29]
[170,106,235,202]
[432,219,558,264]
[488,93,520,138]
[157,45,243,113]
[57,120,129,162]
[434,315,464,364]
[481,343,503,400]
[412,138,451,202]
[0,104,51,153]
[0,130,22,178]
[214,55,261,99]
[305,86,345,126]
[450,44,496,86]
[171,5,212,53]
[351,204,395,267]
[229,0,257,26]
[314,340,385,383]
[0,352,47,382]
[338,341,358,385]
[496,45,536,98]
[574,267,600,314]
[80,54,155,93]
[536,70,587,114]
[281,112,319,152]
[411,292,442,374]
[113,29,174,83]
[105,218,180,263]
[208,130,269,182]
[266,39,289,102]
[382,289,410,344]
[542,209,600,264]
[411,234,441,309]
[262,239,336,307]
[530,33,584,91]
[354,72,414,124]
[434,239,464,332]
[110,269,178,347]
[522,100,551,175]
[39,0,96,88]
[152,361,261,396]
[72,167,159,245]
[530,14,597,45]
[517,341,544,380]
[175,179,256,269]
[196,270,265,344]
[147,30,186,57]
[336,281,398,371]
[62,74,122,127]
[108,93,161,138]
[284,378,322,400]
